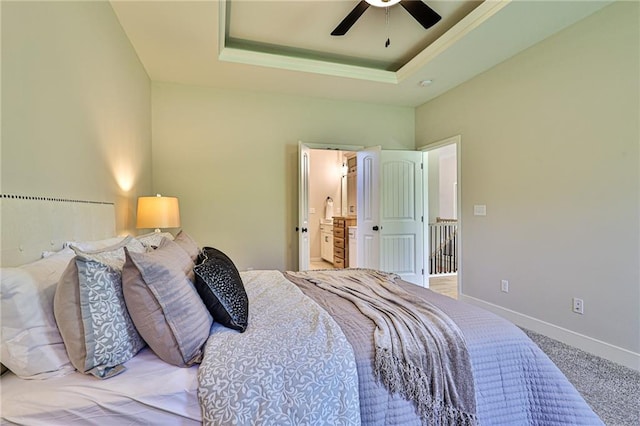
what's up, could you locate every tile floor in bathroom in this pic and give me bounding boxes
[309,260,335,270]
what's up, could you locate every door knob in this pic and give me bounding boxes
[372,226,379,231]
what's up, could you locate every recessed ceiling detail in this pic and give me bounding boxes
[218,0,491,83]
[110,0,614,107]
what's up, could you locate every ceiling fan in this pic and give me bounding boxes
[331,0,441,36]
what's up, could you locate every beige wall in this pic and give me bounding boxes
[151,82,414,271]
[1,1,152,234]
[416,2,639,363]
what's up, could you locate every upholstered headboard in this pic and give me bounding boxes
[0,194,116,267]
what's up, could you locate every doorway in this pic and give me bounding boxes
[301,144,360,271]
[298,142,439,289]
[420,136,461,299]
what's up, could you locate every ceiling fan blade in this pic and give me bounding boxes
[400,0,441,30]
[331,1,370,36]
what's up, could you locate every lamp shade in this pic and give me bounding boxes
[136,195,181,230]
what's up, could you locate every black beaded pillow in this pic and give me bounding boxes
[193,247,249,332]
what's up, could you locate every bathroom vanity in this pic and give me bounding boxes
[320,220,334,263]
[333,216,356,268]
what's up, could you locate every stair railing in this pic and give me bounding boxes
[429,218,458,275]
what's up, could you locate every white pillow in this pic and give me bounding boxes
[136,231,175,249]
[64,236,131,252]
[1,248,76,379]
[70,235,146,270]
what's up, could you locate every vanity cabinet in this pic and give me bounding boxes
[333,216,356,268]
[320,223,334,263]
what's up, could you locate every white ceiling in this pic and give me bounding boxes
[110,0,611,107]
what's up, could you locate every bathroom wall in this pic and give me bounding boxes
[308,149,343,260]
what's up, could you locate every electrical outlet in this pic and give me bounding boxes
[572,298,584,314]
[501,280,509,293]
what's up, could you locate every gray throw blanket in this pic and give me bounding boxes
[285,269,477,426]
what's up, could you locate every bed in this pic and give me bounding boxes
[0,196,603,425]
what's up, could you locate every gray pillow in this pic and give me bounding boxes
[54,236,146,379]
[122,238,212,367]
[174,230,200,263]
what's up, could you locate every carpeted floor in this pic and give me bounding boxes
[522,328,640,426]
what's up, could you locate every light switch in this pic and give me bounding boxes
[309,207,316,214]
[474,205,486,216]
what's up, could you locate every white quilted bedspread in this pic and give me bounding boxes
[197,270,360,426]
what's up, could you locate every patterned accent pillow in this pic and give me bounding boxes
[194,247,249,332]
[54,236,147,379]
[122,238,212,367]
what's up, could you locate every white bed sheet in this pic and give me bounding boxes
[1,348,201,425]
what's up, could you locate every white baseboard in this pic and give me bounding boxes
[460,294,640,371]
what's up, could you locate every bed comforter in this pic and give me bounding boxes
[286,269,477,426]
[198,269,603,426]
[197,270,360,425]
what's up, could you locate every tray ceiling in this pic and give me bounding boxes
[224,1,483,72]
[110,0,612,107]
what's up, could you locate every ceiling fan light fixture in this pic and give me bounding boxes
[331,0,441,36]
[365,0,401,8]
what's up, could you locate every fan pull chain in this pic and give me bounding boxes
[385,7,390,48]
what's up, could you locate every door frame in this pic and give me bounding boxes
[356,146,381,271]
[298,142,364,271]
[417,135,462,294]
[298,142,311,271]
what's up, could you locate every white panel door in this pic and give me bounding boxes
[357,146,381,269]
[380,150,424,286]
[298,142,310,271]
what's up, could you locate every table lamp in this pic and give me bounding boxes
[136,194,181,233]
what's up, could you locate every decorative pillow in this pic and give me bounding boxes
[70,235,146,269]
[64,236,131,252]
[174,230,200,263]
[1,248,75,379]
[54,236,147,379]
[194,247,249,332]
[41,247,67,258]
[122,238,212,367]
[136,231,174,249]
